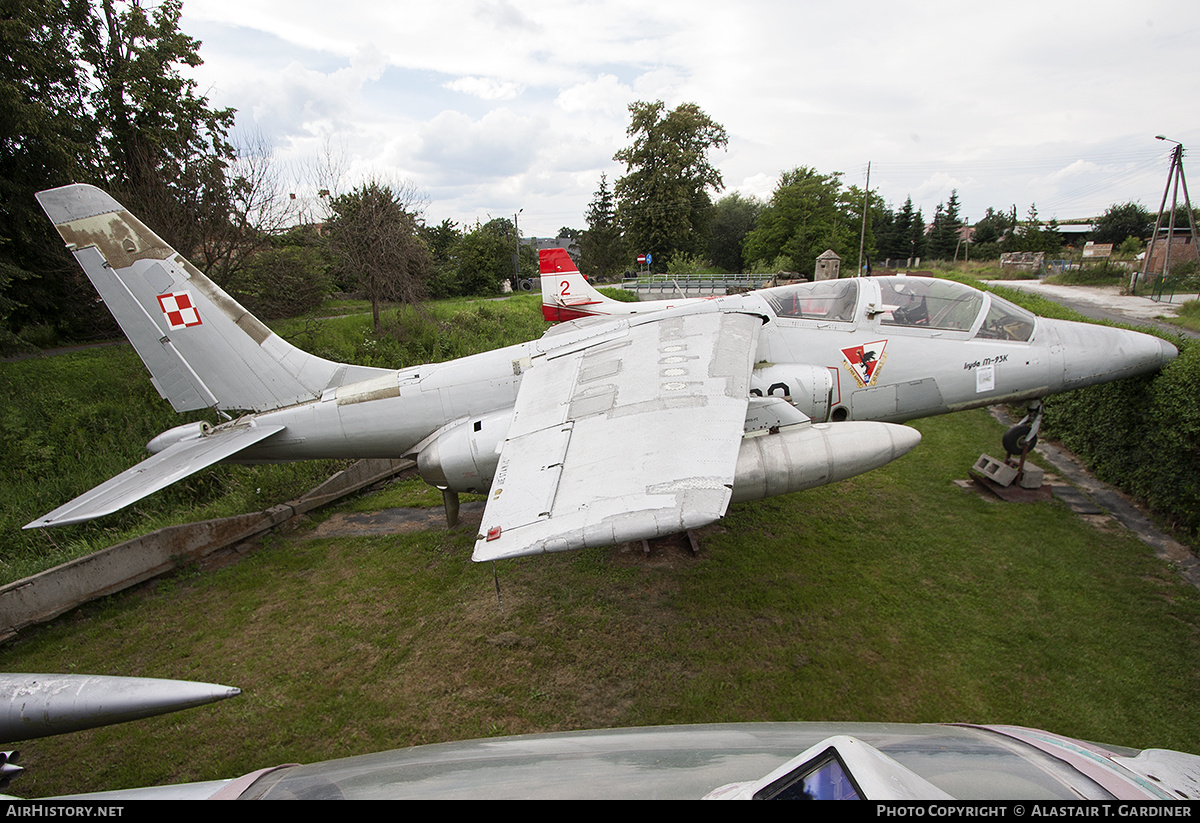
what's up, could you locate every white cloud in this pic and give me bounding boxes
[414,108,545,184]
[180,0,1200,233]
[555,75,631,116]
[445,76,525,101]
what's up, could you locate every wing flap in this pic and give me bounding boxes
[24,424,285,529]
[474,309,761,561]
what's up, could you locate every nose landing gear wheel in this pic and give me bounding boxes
[1002,424,1037,456]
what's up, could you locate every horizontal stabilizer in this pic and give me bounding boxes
[24,423,285,529]
[0,674,240,743]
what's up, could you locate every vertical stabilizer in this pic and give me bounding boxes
[539,247,615,321]
[36,184,388,413]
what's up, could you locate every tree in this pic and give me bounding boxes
[613,101,727,272]
[327,181,430,332]
[873,196,926,263]
[0,0,102,346]
[419,218,462,299]
[1003,203,1061,255]
[742,167,857,277]
[0,0,265,349]
[579,173,626,280]
[452,218,532,296]
[1093,202,1152,246]
[969,206,1013,259]
[927,190,964,260]
[708,192,762,273]
[80,0,236,258]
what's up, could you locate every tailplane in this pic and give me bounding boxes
[36,184,387,414]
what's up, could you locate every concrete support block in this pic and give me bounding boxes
[973,454,1018,487]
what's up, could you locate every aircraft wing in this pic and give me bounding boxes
[474,309,761,561]
[24,424,285,529]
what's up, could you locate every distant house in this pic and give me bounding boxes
[525,236,581,263]
[1145,225,1198,275]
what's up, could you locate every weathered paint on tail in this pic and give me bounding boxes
[35,184,387,414]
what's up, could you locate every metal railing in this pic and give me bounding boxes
[620,272,774,296]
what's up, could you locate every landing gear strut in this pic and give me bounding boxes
[969,400,1050,500]
[1003,400,1043,457]
[442,487,460,528]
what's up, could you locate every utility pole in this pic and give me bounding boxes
[512,209,524,290]
[857,162,871,276]
[1134,136,1200,294]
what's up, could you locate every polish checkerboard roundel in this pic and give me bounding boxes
[157,291,202,330]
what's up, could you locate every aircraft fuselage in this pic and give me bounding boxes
[235,275,1175,469]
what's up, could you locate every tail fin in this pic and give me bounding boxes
[539,247,621,321]
[36,184,387,414]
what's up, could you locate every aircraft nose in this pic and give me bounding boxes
[1158,336,1180,366]
[1044,318,1178,390]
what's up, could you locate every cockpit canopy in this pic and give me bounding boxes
[759,279,860,323]
[760,277,1035,342]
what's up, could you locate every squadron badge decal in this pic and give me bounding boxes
[842,340,888,388]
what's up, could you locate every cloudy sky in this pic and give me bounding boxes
[180,0,1200,238]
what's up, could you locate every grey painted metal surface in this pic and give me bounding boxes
[0,674,239,744]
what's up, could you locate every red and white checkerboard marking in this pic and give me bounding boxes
[157,291,202,330]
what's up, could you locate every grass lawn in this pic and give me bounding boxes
[4,408,1199,798]
[1158,299,1200,333]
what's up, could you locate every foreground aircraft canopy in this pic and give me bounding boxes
[41,721,1200,800]
[26,185,923,560]
[539,247,1177,446]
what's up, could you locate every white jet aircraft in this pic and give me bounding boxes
[539,248,1178,454]
[26,185,927,562]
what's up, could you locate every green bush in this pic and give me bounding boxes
[1043,337,1200,538]
[597,287,639,303]
[1044,263,1126,286]
[225,245,334,319]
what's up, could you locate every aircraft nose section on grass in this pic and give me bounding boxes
[1041,318,1179,392]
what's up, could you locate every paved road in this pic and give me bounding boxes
[994,279,1200,339]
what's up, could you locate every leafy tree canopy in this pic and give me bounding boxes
[708,192,763,273]
[613,101,727,272]
[872,196,926,263]
[451,218,533,297]
[742,167,859,277]
[327,181,430,331]
[927,190,964,260]
[580,173,627,280]
[82,0,235,255]
[1093,202,1152,246]
[0,0,242,348]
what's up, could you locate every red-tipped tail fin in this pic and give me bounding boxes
[539,247,579,275]
[540,248,609,321]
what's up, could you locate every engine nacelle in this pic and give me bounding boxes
[146,421,212,454]
[416,408,513,494]
[749,364,834,421]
